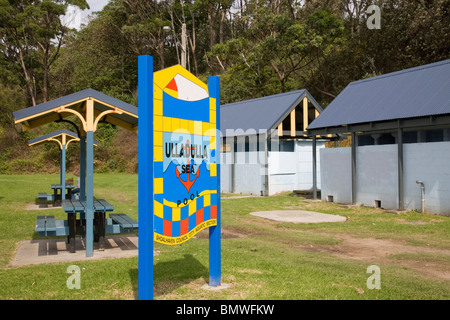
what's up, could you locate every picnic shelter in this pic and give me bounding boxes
[13,89,139,256]
[28,129,79,203]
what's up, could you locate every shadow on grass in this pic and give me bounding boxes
[129,254,208,299]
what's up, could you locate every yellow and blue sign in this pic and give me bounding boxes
[138,56,221,300]
[153,65,218,245]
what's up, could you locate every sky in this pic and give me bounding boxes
[62,0,110,30]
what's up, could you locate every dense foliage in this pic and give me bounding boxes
[0,0,449,173]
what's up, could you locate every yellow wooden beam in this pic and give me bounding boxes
[104,114,137,133]
[290,108,296,137]
[65,137,80,150]
[28,140,43,147]
[56,107,87,132]
[15,109,57,125]
[91,97,138,119]
[61,133,67,148]
[93,108,123,131]
[21,121,31,131]
[278,122,283,136]
[15,95,138,134]
[47,138,63,150]
[303,97,308,131]
[14,98,88,125]
[65,132,79,140]
[86,99,94,132]
[315,110,321,138]
[20,113,61,131]
[94,108,137,133]
[59,98,89,112]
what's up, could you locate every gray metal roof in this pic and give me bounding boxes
[27,129,78,146]
[307,59,450,131]
[220,89,323,137]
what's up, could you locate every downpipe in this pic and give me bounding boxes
[416,180,425,213]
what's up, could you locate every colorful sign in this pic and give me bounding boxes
[153,65,218,245]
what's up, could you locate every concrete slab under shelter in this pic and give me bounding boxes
[10,234,147,267]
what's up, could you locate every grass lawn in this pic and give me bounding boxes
[0,174,449,300]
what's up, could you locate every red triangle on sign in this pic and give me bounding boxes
[166,78,178,92]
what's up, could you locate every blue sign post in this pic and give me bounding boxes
[208,76,221,287]
[138,55,154,300]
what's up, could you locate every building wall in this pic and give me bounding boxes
[320,147,352,204]
[403,142,450,215]
[220,163,233,193]
[320,141,450,216]
[356,144,398,209]
[221,139,325,196]
[269,140,325,195]
[220,151,265,195]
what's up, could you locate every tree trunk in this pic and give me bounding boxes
[42,41,50,103]
[17,43,36,106]
[219,10,226,44]
[269,59,286,92]
[209,12,216,49]
[188,11,199,76]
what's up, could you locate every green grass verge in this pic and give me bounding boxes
[0,174,449,300]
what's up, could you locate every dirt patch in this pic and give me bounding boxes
[301,233,450,281]
[194,224,267,239]
[237,268,263,274]
[214,216,449,282]
[197,216,280,240]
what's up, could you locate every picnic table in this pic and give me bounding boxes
[52,184,75,202]
[62,198,113,253]
[38,184,75,205]
[35,198,138,254]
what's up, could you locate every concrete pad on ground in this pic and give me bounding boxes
[201,283,231,291]
[9,234,151,267]
[26,203,61,210]
[250,210,347,223]
[221,195,258,199]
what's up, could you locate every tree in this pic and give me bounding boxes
[195,0,234,49]
[120,0,173,69]
[0,82,26,144]
[249,9,317,93]
[208,6,344,98]
[361,0,450,72]
[0,0,89,105]
[51,2,137,101]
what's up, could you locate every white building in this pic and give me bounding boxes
[220,89,330,196]
[307,59,450,216]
